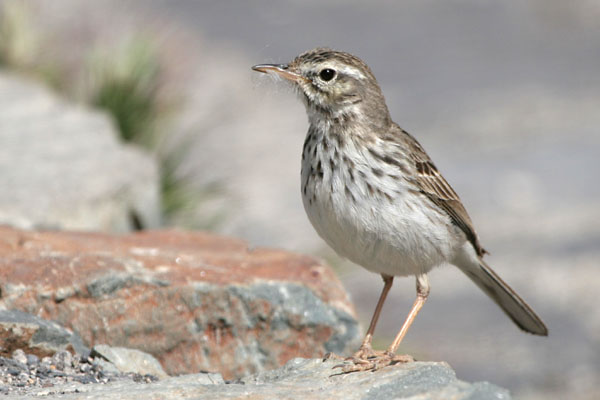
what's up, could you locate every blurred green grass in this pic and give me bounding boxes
[0,1,36,68]
[86,38,198,226]
[0,1,219,229]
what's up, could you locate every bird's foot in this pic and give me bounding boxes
[334,350,414,374]
[350,344,387,360]
[322,352,344,361]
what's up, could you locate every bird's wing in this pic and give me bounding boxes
[401,129,487,256]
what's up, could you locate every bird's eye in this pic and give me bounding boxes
[319,68,336,82]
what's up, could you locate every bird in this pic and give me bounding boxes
[252,48,547,373]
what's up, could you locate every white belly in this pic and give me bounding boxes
[301,136,463,277]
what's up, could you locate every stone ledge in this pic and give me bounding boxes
[6,358,511,400]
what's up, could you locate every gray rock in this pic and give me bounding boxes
[51,350,73,371]
[7,358,510,399]
[91,357,121,376]
[11,349,27,365]
[0,72,160,232]
[26,354,39,366]
[91,344,168,379]
[0,310,89,357]
[226,282,360,355]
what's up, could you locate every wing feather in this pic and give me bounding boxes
[399,127,487,256]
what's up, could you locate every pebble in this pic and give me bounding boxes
[0,349,159,396]
[12,349,28,365]
[26,354,39,365]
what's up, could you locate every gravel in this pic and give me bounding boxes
[0,349,158,396]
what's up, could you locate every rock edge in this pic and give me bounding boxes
[7,357,511,400]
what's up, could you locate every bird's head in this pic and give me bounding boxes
[253,48,391,129]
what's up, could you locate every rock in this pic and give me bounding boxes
[5,358,511,399]
[0,72,160,232]
[51,350,73,371]
[26,354,39,366]
[11,349,27,365]
[0,347,160,395]
[91,344,168,379]
[0,226,359,379]
[0,309,89,358]
[92,357,122,376]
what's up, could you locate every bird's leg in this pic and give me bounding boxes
[337,274,429,373]
[350,274,393,361]
[386,274,429,355]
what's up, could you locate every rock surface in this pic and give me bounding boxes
[0,72,160,232]
[0,226,359,379]
[4,357,511,399]
[91,344,168,379]
[0,348,159,396]
[0,310,88,358]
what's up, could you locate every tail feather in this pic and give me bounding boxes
[454,247,548,336]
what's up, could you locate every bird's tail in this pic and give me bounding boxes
[453,246,548,336]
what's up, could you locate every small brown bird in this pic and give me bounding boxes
[252,48,547,372]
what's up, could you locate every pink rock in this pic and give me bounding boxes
[0,226,359,379]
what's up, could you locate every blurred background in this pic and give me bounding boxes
[0,0,598,398]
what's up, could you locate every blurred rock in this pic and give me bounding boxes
[0,226,359,379]
[91,344,168,379]
[0,72,160,232]
[0,309,89,358]
[6,358,511,399]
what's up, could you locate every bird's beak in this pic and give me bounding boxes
[252,63,304,83]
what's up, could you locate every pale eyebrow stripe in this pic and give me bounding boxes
[337,65,366,80]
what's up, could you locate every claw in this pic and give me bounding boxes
[322,352,344,361]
